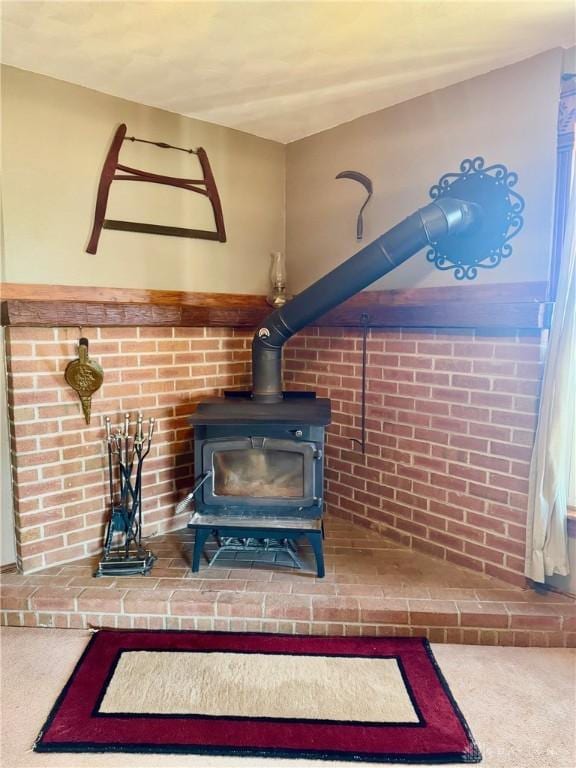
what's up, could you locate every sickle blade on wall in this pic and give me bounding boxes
[335,170,373,240]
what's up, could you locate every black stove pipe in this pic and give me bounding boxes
[252,197,480,402]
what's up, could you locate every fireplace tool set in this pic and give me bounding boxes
[95,413,157,577]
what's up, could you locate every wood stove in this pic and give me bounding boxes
[188,391,330,576]
[187,191,485,576]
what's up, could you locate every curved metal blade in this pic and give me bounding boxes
[335,170,373,194]
[335,170,373,240]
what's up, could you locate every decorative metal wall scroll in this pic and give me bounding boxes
[64,338,103,424]
[335,170,373,240]
[96,413,156,577]
[86,123,226,254]
[427,156,525,280]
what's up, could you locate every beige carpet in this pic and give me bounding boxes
[1,627,574,768]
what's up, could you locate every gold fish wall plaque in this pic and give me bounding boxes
[64,338,104,424]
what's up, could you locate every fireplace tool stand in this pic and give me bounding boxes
[95,414,157,577]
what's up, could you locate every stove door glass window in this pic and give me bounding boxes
[213,449,304,498]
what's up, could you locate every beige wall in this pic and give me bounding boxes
[2,51,564,295]
[1,65,285,294]
[285,50,564,293]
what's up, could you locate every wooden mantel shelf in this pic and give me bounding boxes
[0,284,270,329]
[1,282,553,330]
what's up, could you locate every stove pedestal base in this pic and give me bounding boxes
[188,514,325,578]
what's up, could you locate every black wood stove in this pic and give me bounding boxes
[186,159,524,576]
[188,392,330,576]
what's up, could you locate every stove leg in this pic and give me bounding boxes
[306,532,325,578]
[192,528,211,572]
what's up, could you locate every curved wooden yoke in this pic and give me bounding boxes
[86,124,226,254]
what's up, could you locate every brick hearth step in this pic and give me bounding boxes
[1,518,574,647]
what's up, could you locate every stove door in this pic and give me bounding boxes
[201,437,319,510]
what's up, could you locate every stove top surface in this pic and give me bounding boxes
[191,392,331,426]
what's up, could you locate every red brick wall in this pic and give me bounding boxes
[6,326,252,573]
[285,326,545,587]
[6,322,545,586]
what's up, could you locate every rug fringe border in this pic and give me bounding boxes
[34,740,481,764]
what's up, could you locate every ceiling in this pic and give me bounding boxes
[1,1,574,143]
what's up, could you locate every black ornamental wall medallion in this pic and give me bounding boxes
[426,157,525,280]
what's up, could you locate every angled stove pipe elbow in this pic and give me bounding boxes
[252,197,481,402]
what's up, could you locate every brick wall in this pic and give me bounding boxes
[285,326,545,587]
[5,321,545,586]
[6,326,252,573]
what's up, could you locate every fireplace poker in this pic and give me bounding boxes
[124,412,131,467]
[103,417,117,556]
[105,416,115,507]
[130,417,155,549]
[117,417,136,546]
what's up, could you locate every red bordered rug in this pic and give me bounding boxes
[35,630,481,763]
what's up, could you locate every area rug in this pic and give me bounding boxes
[35,630,481,763]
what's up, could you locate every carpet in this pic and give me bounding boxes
[34,630,481,763]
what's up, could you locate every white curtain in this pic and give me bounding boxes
[525,151,576,583]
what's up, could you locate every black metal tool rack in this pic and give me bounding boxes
[95,413,157,577]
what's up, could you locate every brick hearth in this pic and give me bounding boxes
[1,517,574,646]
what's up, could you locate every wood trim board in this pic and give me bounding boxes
[1,281,553,330]
[0,283,268,308]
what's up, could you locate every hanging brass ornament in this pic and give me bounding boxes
[64,338,104,424]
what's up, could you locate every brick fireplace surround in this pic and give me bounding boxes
[1,286,574,646]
